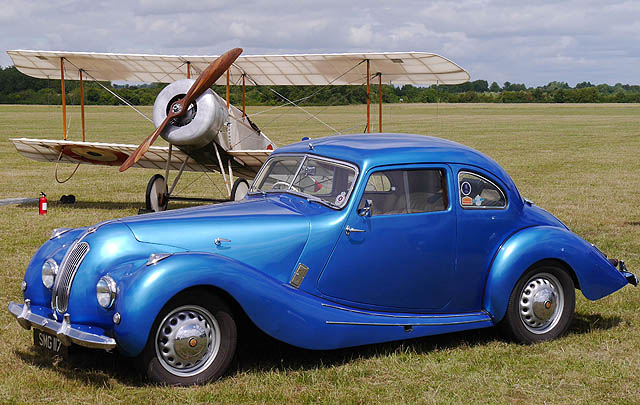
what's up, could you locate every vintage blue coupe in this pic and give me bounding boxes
[9,134,637,385]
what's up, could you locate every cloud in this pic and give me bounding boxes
[348,24,373,47]
[0,0,638,86]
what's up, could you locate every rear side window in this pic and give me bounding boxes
[458,171,506,208]
[359,169,448,215]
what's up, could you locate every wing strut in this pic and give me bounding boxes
[213,142,231,197]
[226,69,230,109]
[80,69,86,141]
[242,74,246,117]
[378,72,383,132]
[60,58,67,140]
[366,59,370,133]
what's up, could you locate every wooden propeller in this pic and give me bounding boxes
[119,47,243,172]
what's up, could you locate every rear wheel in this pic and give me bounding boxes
[139,291,237,385]
[500,264,575,343]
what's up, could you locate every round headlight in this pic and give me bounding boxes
[41,258,58,289]
[96,275,117,309]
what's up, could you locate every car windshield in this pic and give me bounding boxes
[250,155,358,209]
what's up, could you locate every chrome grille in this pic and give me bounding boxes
[52,241,89,313]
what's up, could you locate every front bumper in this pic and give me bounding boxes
[8,300,116,350]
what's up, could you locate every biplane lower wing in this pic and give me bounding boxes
[10,138,271,174]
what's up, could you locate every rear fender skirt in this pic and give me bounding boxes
[483,226,629,322]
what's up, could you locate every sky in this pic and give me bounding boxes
[0,0,638,87]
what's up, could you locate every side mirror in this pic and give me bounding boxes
[358,199,373,217]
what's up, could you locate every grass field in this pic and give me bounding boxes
[1,103,639,403]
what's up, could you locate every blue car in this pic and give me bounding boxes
[9,134,637,385]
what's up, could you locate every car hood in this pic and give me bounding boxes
[118,196,311,283]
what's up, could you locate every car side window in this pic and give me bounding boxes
[365,172,392,192]
[359,169,447,215]
[458,171,506,208]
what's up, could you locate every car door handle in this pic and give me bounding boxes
[214,237,231,246]
[345,225,365,236]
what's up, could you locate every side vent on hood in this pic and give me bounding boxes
[290,263,309,289]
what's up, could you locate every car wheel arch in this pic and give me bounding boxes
[113,253,264,357]
[482,226,584,323]
[484,256,579,322]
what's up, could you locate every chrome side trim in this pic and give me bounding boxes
[325,319,490,327]
[321,303,488,319]
[50,227,72,240]
[8,300,116,350]
[146,253,173,266]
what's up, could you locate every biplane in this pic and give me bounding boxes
[7,48,470,211]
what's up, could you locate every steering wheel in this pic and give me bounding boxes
[272,181,300,192]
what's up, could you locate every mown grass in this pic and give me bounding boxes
[1,103,639,403]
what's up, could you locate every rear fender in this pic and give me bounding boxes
[484,226,628,322]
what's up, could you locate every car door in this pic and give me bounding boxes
[318,164,456,311]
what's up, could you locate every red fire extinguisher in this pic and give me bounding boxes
[39,192,47,215]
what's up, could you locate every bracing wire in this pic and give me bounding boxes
[266,87,340,134]
[63,59,153,123]
[244,59,366,119]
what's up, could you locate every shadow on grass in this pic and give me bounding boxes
[232,310,623,375]
[15,345,144,387]
[568,312,621,335]
[232,324,499,376]
[13,311,622,386]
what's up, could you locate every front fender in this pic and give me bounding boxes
[484,226,629,322]
[112,252,269,356]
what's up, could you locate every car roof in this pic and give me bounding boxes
[274,133,515,189]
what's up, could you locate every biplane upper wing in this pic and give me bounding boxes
[7,50,469,85]
[10,138,268,173]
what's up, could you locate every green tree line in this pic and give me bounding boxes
[1,65,639,106]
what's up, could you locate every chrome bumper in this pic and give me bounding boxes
[8,300,116,350]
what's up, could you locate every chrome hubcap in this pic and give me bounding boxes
[519,273,564,334]
[155,305,220,377]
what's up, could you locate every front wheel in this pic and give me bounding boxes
[500,264,575,343]
[139,291,237,385]
[145,174,168,212]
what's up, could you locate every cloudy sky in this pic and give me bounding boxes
[0,0,637,86]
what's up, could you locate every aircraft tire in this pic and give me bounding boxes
[146,174,169,212]
[230,178,250,201]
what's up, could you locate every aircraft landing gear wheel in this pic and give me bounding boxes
[146,174,169,212]
[138,290,237,386]
[230,178,250,201]
[500,263,575,344]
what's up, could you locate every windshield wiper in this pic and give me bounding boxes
[303,193,339,209]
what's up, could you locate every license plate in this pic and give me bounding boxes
[33,329,67,357]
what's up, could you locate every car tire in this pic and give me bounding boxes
[138,290,237,385]
[500,264,575,344]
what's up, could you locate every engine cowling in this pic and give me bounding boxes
[152,79,228,149]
